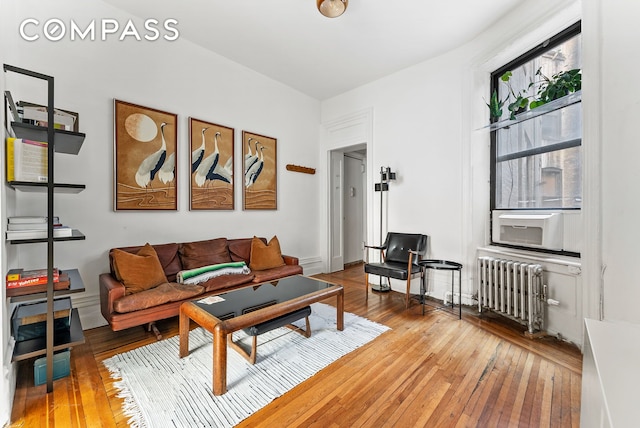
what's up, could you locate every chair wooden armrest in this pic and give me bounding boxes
[364,244,385,250]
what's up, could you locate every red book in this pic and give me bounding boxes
[6,268,59,288]
[6,273,70,298]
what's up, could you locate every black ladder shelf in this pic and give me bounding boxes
[3,64,86,393]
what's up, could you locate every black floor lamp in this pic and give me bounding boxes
[372,166,395,291]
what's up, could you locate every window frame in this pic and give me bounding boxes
[489,21,582,256]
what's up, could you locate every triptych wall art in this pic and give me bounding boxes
[113,99,277,211]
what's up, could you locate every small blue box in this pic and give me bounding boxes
[33,350,70,386]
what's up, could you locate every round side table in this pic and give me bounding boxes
[418,259,463,318]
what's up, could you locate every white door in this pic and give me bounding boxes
[343,155,365,264]
[329,151,344,272]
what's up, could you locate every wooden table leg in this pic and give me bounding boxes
[213,326,228,395]
[336,289,344,331]
[179,304,190,358]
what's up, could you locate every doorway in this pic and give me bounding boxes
[328,145,367,272]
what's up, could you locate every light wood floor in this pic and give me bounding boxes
[9,264,582,427]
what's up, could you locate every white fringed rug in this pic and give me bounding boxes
[103,303,390,428]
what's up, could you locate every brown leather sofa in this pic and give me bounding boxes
[99,237,302,334]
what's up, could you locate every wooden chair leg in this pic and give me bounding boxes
[365,272,369,302]
[405,277,411,309]
[405,251,415,310]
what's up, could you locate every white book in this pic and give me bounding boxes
[8,216,59,224]
[7,223,48,231]
[6,227,73,241]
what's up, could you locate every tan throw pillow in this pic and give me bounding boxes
[112,243,168,295]
[179,238,232,270]
[250,236,285,271]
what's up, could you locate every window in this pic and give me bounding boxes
[490,23,582,211]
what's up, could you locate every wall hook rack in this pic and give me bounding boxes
[286,164,316,174]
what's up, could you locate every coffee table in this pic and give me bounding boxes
[179,275,344,395]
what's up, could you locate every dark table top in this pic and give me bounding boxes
[193,275,338,320]
[418,259,463,270]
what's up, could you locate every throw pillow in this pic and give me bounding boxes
[179,238,232,270]
[249,236,285,271]
[111,243,168,295]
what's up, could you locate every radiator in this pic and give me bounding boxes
[477,256,545,334]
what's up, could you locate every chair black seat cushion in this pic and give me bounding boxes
[364,261,422,281]
[243,306,312,336]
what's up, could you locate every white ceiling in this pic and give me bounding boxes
[103,0,522,100]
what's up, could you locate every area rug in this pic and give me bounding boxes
[103,302,390,427]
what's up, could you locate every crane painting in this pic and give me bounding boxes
[114,100,177,210]
[242,130,277,210]
[189,118,234,210]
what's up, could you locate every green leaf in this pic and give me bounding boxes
[486,90,506,118]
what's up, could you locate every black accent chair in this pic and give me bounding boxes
[364,232,429,309]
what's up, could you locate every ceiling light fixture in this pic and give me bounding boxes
[317,0,348,18]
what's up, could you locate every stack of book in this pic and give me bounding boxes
[5,267,71,297]
[17,101,78,132]
[6,216,73,241]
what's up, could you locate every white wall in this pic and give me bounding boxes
[599,0,640,323]
[1,0,321,359]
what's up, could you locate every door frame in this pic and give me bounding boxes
[321,108,374,273]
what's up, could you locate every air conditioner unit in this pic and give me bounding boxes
[492,211,563,250]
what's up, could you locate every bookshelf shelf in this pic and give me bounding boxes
[11,308,85,362]
[8,181,85,193]
[7,229,85,245]
[10,122,85,155]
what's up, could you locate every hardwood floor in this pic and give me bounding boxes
[9,264,582,427]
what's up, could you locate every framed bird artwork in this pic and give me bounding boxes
[242,130,277,210]
[114,100,178,210]
[189,118,235,210]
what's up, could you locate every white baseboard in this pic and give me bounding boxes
[300,256,323,276]
[71,293,107,330]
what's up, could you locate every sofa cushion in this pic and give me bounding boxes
[151,243,182,281]
[113,282,204,313]
[252,264,303,283]
[111,244,168,295]
[179,238,232,270]
[228,238,258,263]
[250,236,285,271]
